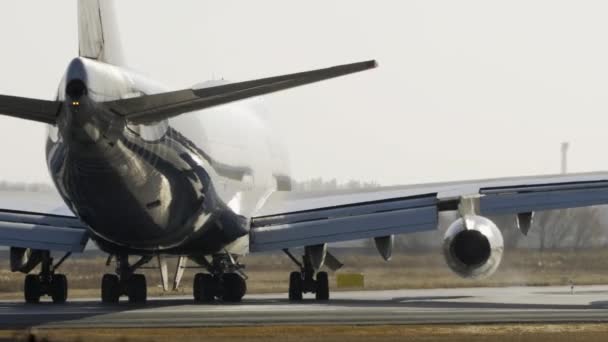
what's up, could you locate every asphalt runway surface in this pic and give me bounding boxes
[3,285,608,329]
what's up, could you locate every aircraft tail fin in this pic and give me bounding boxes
[78,0,125,66]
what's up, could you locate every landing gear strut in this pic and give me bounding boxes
[101,255,151,304]
[284,249,329,301]
[192,254,247,303]
[24,251,70,304]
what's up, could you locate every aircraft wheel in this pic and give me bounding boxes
[222,273,246,303]
[193,273,216,303]
[315,272,329,301]
[24,274,41,304]
[101,274,120,304]
[288,271,303,301]
[51,274,68,304]
[127,274,147,304]
[193,273,202,301]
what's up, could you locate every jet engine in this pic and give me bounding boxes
[442,215,504,279]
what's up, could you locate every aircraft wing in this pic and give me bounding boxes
[0,190,88,253]
[249,172,608,252]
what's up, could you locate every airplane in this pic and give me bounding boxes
[2,0,608,305]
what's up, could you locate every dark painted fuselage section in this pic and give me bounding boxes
[46,58,290,256]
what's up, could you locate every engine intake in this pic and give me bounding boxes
[442,215,504,279]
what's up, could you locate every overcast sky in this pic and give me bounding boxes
[0,1,607,186]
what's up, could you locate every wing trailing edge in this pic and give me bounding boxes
[249,172,608,252]
[0,209,88,253]
[250,195,438,252]
[104,60,378,124]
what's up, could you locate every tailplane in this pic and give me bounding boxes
[105,60,378,124]
[0,4,378,125]
[78,0,124,66]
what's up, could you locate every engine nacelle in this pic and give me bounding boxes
[442,215,504,279]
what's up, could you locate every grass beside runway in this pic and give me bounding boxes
[4,324,608,342]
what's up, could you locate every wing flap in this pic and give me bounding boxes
[250,195,437,252]
[0,210,87,229]
[0,221,88,253]
[479,180,608,215]
[0,191,88,253]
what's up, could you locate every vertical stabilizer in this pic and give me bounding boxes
[78,0,124,66]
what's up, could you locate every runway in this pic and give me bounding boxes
[3,285,608,329]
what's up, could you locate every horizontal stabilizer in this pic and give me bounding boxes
[0,95,61,124]
[105,60,378,124]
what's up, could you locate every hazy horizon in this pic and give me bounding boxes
[1,1,607,186]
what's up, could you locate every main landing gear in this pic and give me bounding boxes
[101,255,151,304]
[192,254,247,303]
[24,251,71,304]
[284,249,330,301]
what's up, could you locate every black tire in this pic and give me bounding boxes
[101,274,120,304]
[24,274,41,304]
[222,273,247,303]
[127,274,147,304]
[289,271,303,301]
[193,273,216,303]
[51,274,68,304]
[193,273,202,301]
[315,272,329,301]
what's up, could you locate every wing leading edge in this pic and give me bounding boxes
[250,172,608,252]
